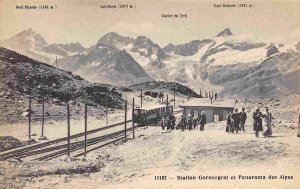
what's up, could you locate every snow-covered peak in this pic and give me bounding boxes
[217,28,233,37]
[133,36,154,47]
[2,28,48,51]
[96,32,134,49]
[163,43,176,52]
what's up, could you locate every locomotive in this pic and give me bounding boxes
[133,104,173,126]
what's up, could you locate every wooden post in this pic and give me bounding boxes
[41,97,45,137]
[297,115,300,137]
[67,103,70,157]
[84,104,87,157]
[132,98,135,139]
[55,56,58,68]
[124,100,127,141]
[173,91,176,107]
[140,91,143,108]
[28,97,31,140]
[105,93,108,125]
[166,95,169,106]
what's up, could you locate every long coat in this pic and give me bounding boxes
[231,112,240,127]
[199,114,206,124]
[253,111,263,131]
[240,112,247,124]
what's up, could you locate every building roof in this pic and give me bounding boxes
[179,98,236,109]
[135,104,171,111]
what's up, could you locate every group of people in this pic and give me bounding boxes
[160,111,207,131]
[253,106,273,137]
[160,106,273,138]
[160,115,176,131]
[226,106,273,137]
[179,111,207,131]
[226,107,247,134]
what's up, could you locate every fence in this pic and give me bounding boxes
[0,95,141,158]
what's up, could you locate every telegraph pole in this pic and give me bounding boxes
[28,97,31,139]
[67,103,70,156]
[55,56,58,68]
[132,98,135,139]
[105,93,108,125]
[140,91,143,108]
[173,91,176,107]
[41,97,45,137]
[84,104,87,157]
[124,100,127,141]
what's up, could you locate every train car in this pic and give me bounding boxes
[133,104,173,126]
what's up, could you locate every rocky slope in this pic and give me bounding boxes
[0,46,127,109]
[129,81,200,97]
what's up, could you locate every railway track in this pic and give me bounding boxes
[0,120,134,161]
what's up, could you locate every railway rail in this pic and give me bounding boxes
[0,120,134,161]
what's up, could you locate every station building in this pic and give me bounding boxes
[179,98,236,123]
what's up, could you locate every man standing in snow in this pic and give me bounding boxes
[180,114,186,131]
[188,116,193,130]
[226,110,233,133]
[199,111,206,131]
[231,109,240,133]
[169,114,176,130]
[166,116,171,131]
[253,107,263,137]
[239,108,247,132]
[161,117,166,130]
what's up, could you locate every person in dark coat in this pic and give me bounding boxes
[169,115,176,130]
[188,116,193,130]
[180,114,186,131]
[239,108,247,132]
[161,117,166,130]
[166,117,171,131]
[253,107,263,137]
[231,109,240,133]
[226,111,233,133]
[199,111,206,131]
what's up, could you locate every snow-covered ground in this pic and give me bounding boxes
[0,91,189,142]
[0,93,299,189]
[1,121,299,189]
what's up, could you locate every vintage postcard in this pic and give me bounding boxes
[0,0,299,188]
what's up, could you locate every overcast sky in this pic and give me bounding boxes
[0,0,300,47]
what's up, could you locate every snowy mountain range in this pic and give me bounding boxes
[1,28,300,98]
[0,28,86,63]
